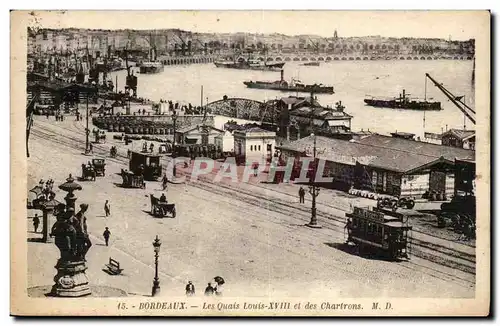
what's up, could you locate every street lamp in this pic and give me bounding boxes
[151,235,162,297]
[172,110,178,178]
[306,133,322,228]
[84,93,91,155]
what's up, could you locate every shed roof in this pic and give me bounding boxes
[442,129,476,141]
[356,134,474,161]
[277,135,463,173]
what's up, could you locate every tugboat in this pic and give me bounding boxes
[243,70,334,94]
[364,89,441,111]
[138,43,164,74]
[302,62,320,67]
[214,50,285,71]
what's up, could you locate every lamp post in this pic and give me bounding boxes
[172,110,178,178]
[306,133,322,228]
[151,235,162,297]
[58,174,82,210]
[84,93,91,155]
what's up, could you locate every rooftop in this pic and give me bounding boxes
[278,134,474,173]
[442,129,475,141]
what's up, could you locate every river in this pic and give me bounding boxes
[109,60,475,138]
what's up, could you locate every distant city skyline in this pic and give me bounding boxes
[26,11,486,41]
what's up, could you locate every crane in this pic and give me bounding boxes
[425,73,475,125]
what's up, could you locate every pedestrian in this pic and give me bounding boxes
[299,186,305,204]
[103,227,111,246]
[33,214,40,233]
[185,281,195,296]
[127,149,131,159]
[162,174,168,190]
[204,283,214,296]
[89,143,93,154]
[104,200,111,217]
[252,162,259,177]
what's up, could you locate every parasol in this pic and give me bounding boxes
[214,276,225,286]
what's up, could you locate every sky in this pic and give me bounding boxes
[20,10,488,41]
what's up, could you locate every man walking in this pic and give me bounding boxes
[33,214,40,233]
[185,281,195,296]
[162,174,168,191]
[104,200,111,217]
[204,283,215,296]
[299,186,306,204]
[103,227,111,246]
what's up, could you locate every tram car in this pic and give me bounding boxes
[129,151,162,181]
[345,206,412,260]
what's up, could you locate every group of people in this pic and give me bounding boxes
[184,280,224,297]
[54,111,65,122]
[142,141,155,154]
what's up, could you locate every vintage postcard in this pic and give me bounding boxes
[11,10,490,316]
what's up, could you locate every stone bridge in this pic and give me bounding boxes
[157,55,216,66]
[251,55,473,62]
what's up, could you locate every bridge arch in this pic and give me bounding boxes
[267,57,273,61]
[414,57,419,60]
[293,57,300,61]
[318,57,324,61]
[355,57,361,60]
[363,57,369,60]
[420,57,426,60]
[275,57,282,61]
[341,57,347,61]
[284,57,291,61]
[326,57,332,61]
[310,57,316,61]
[427,57,433,60]
[400,57,405,60]
[407,57,413,60]
[301,57,308,61]
[348,57,354,60]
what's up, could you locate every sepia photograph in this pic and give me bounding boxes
[10,10,490,316]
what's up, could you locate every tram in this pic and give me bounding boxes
[345,206,412,260]
[129,151,162,181]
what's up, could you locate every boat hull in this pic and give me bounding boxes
[244,81,334,94]
[364,99,442,111]
[139,65,164,74]
[214,62,285,71]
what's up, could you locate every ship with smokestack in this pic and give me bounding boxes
[364,89,441,111]
[214,49,285,71]
[243,70,334,94]
[137,33,164,74]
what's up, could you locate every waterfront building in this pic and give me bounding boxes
[277,133,474,198]
[175,124,225,146]
[233,126,276,164]
[441,129,476,150]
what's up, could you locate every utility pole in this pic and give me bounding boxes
[306,87,321,228]
[84,92,90,155]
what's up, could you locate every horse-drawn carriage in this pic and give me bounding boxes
[150,194,176,218]
[81,163,96,181]
[120,169,145,189]
[129,151,162,181]
[92,158,106,176]
[93,129,106,143]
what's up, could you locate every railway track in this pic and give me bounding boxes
[30,122,476,286]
